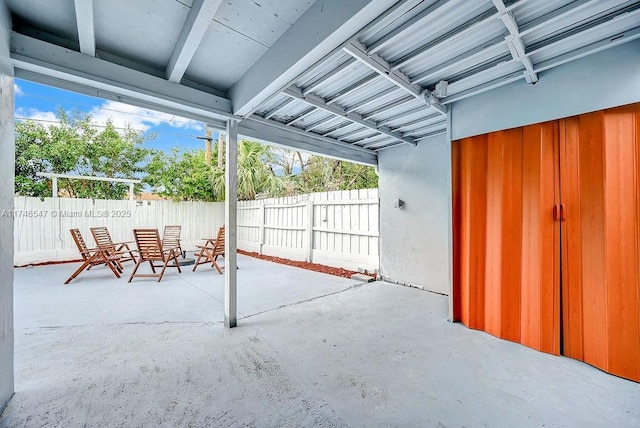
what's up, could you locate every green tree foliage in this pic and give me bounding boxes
[145,140,285,201]
[15,110,152,199]
[144,148,218,201]
[212,140,285,201]
[16,109,378,201]
[286,155,378,194]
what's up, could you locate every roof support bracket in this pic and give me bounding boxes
[342,40,447,116]
[492,0,539,84]
[73,0,96,56]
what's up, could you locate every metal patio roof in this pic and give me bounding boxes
[5,0,640,162]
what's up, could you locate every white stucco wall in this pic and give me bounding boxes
[378,133,451,295]
[0,0,14,412]
[452,39,640,140]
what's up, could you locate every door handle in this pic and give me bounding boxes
[552,204,566,222]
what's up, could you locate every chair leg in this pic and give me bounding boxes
[106,259,122,278]
[173,251,182,273]
[212,257,223,275]
[193,249,205,271]
[149,261,156,273]
[128,260,143,282]
[64,259,93,284]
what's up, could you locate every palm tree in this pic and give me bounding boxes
[211,139,284,201]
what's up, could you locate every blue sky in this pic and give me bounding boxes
[14,78,219,153]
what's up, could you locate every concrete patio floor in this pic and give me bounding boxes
[1,255,639,427]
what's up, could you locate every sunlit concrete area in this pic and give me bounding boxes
[1,256,639,427]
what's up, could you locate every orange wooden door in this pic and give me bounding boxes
[452,122,560,355]
[453,104,640,381]
[560,104,640,381]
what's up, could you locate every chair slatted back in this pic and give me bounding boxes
[162,225,182,249]
[91,226,116,252]
[70,228,91,260]
[212,226,225,256]
[133,229,165,261]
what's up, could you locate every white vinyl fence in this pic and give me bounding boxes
[12,189,380,271]
[12,197,224,266]
[237,188,379,271]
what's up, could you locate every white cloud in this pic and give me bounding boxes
[15,100,206,135]
[15,107,59,124]
[14,83,23,95]
[87,100,205,133]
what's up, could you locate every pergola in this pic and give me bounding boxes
[1,0,639,411]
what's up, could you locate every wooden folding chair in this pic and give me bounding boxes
[193,226,225,274]
[162,225,183,258]
[65,228,122,284]
[129,228,182,282]
[90,226,137,268]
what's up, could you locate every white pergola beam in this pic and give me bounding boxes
[224,119,238,329]
[73,0,95,56]
[492,0,538,83]
[229,0,395,117]
[11,34,232,121]
[283,85,417,147]
[166,0,222,83]
[343,40,447,115]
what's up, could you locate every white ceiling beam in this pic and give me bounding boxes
[361,96,416,120]
[532,25,640,74]
[73,0,95,56]
[283,85,417,147]
[443,4,640,104]
[302,57,358,95]
[264,98,294,119]
[229,0,396,118]
[367,0,449,54]
[10,33,232,121]
[345,87,399,113]
[343,40,447,115]
[242,115,378,165]
[326,74,378,105]
[411,37,507,85]
[286,107,317,126]
[324,122,362,138]
[519,0,617,38]
[166,0,222,83]
[304,115,340,133]
[492,0,538,83]
[391,7,501,71]
[362,136,393,148]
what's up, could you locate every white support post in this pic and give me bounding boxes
[258,203,265,254]
[52,176,58,198]
[305,200,314,263]
[129,182,134,201]
[0,0,15,411]
[224,119,238,328]
[446,108,454,323]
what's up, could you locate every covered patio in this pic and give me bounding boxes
[1,257,639,426]
[2,0,640,422]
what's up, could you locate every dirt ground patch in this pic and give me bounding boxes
[238,250,358,279]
